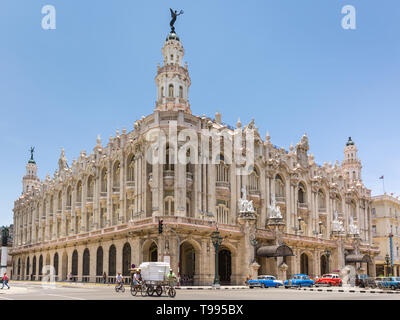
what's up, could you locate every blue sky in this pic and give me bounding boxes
[0,1,399,225]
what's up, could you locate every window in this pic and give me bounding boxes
[371,208,376,217]
[298,183,306,204]
[161,86,164,98]
[127,154,135,182]
[275,174,285,198]
[216,203,229,224]
[164,197,174,215]
[179,86,183,98]
[248,167,259,191]
[372,225,376,236]
[168,84,174,97]
[216,155,229,183]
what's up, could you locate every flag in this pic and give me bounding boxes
[379,175,384,179]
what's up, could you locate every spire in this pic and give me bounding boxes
[342,136,362,182]
[22,147,40,194]
[154,11,191,113]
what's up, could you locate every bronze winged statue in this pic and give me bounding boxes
[170,8,184,33]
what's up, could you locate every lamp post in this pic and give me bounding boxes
[385,254,391,276]
[211,226,223,287]
[324,249,331,274]
[250,238,258,263]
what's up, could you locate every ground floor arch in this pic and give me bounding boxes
[218,248,232,285]
[142,240,158,262]
[72,250,78,276]
[96,246,103,276]
[180,241,199,285]
[38,255,43,276]
[108,245,116,276]
[320,254,328,275]
[61,252,68,280]
[300,252,311,275]
[83,248,90,279]
[122,243,131,276]
[54,252,59,276]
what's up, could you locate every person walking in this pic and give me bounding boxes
[1,273,10,289]
[103,272,107,284]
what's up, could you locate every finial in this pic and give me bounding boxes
[289,143,294,152]
[236,117,242,128]
[265,131,271,142]
[215,111,221,124]
[122,127,127,134]
[97,135,101,144]
[116,128,120,137]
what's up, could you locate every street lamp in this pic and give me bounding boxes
[324,249,331,274]
[385,254,391,276]
[211,226,223,287]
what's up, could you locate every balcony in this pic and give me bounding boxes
[248,189,261,200]
[276,196,286,204]
[318,207,327,215]
[298,202,308,212]
[163,170,175,190]
[127,181,135,189]
[216,181,230,198]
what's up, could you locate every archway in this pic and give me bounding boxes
[38,255,43,276]
[122,243,131,277]
[96,246,103,276]
[320,255,328,275]
[32,256,37,278]
[26,257,30,278]
[218,248,232,284]
[17,258,21,277]
[45,253,50,267]
[149,243,158,262]
[83,248,90,280]
[180,242,196,285]
[108,245,116,276]
[61,252,68,280]
[72,250,78,276]
[54,253,59,276]
[300,253,309,275]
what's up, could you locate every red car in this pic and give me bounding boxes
[315,274,343,287]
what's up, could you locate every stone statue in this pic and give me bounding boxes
[268,194,282,219]
[239,187,255,214]
[349,215,359,235]
[332,211,345,232]
[170,8,184,33]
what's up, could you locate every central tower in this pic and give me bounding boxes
[154,31,191,113]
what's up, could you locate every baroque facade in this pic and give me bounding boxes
[10,30,378,285]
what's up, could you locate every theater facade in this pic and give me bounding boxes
[10,28,379,285]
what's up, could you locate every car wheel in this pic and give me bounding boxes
[249,286,253,289]
[391,285,396,291]
[261,283,266,289]
[339,282,342,287]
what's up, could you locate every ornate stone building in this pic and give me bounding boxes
[371,194,400,276]
[10,29,378,285]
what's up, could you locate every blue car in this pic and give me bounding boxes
[248,275,283,288]
[379,277,400,290]
[284,274,314,288]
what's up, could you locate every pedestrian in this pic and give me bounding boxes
[1,273,10,289]
[245,274,251,285]
[103,272,107,284]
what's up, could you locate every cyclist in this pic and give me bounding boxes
[116,272,123,289]
[133,269,142,287]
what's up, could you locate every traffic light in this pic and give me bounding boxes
[158,220,163,234]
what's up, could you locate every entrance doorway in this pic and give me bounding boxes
[218,249,232,284]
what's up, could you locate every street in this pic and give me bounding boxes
[1,282,400,300]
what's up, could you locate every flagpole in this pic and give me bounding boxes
[383,177,385,194]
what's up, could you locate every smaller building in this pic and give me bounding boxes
[0,224,14,277]
[371,194,400,276]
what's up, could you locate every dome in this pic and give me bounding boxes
[166,32,180,42]
[346,137,355,146]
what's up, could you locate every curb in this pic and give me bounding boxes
[300,286,400,294]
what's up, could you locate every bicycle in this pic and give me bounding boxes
[130,281,147,297]
[115,282,125,293]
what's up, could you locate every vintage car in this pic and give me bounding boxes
[284,274,314,288]
[378,277,400,290]
[248,275,283,288]
[315,274,343,287]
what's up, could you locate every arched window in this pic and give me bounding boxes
[168,84,174,97]
[275,174,285,198]
[161,86,164,98]
[113,161,120,189]
[318,190,326,211]
[298,183,306,204]
[249,167,259,191]
[164,145,174,171]
[87,176,94,199]
[101,168,107,193]
[57,191,62,211]
[50,196,54,213]
[179,86,183,98]
[127,154,135,182]
[76,181,82,204]
[216,155,229,183]
[66,187,72,207]
[216,202,229,224]
[164,196,174,216]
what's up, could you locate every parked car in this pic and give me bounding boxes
[315,274,342,287]
[248,275,283,288]
[379,277,400,290]
[356,274,376,288]
[284,274,314,288]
